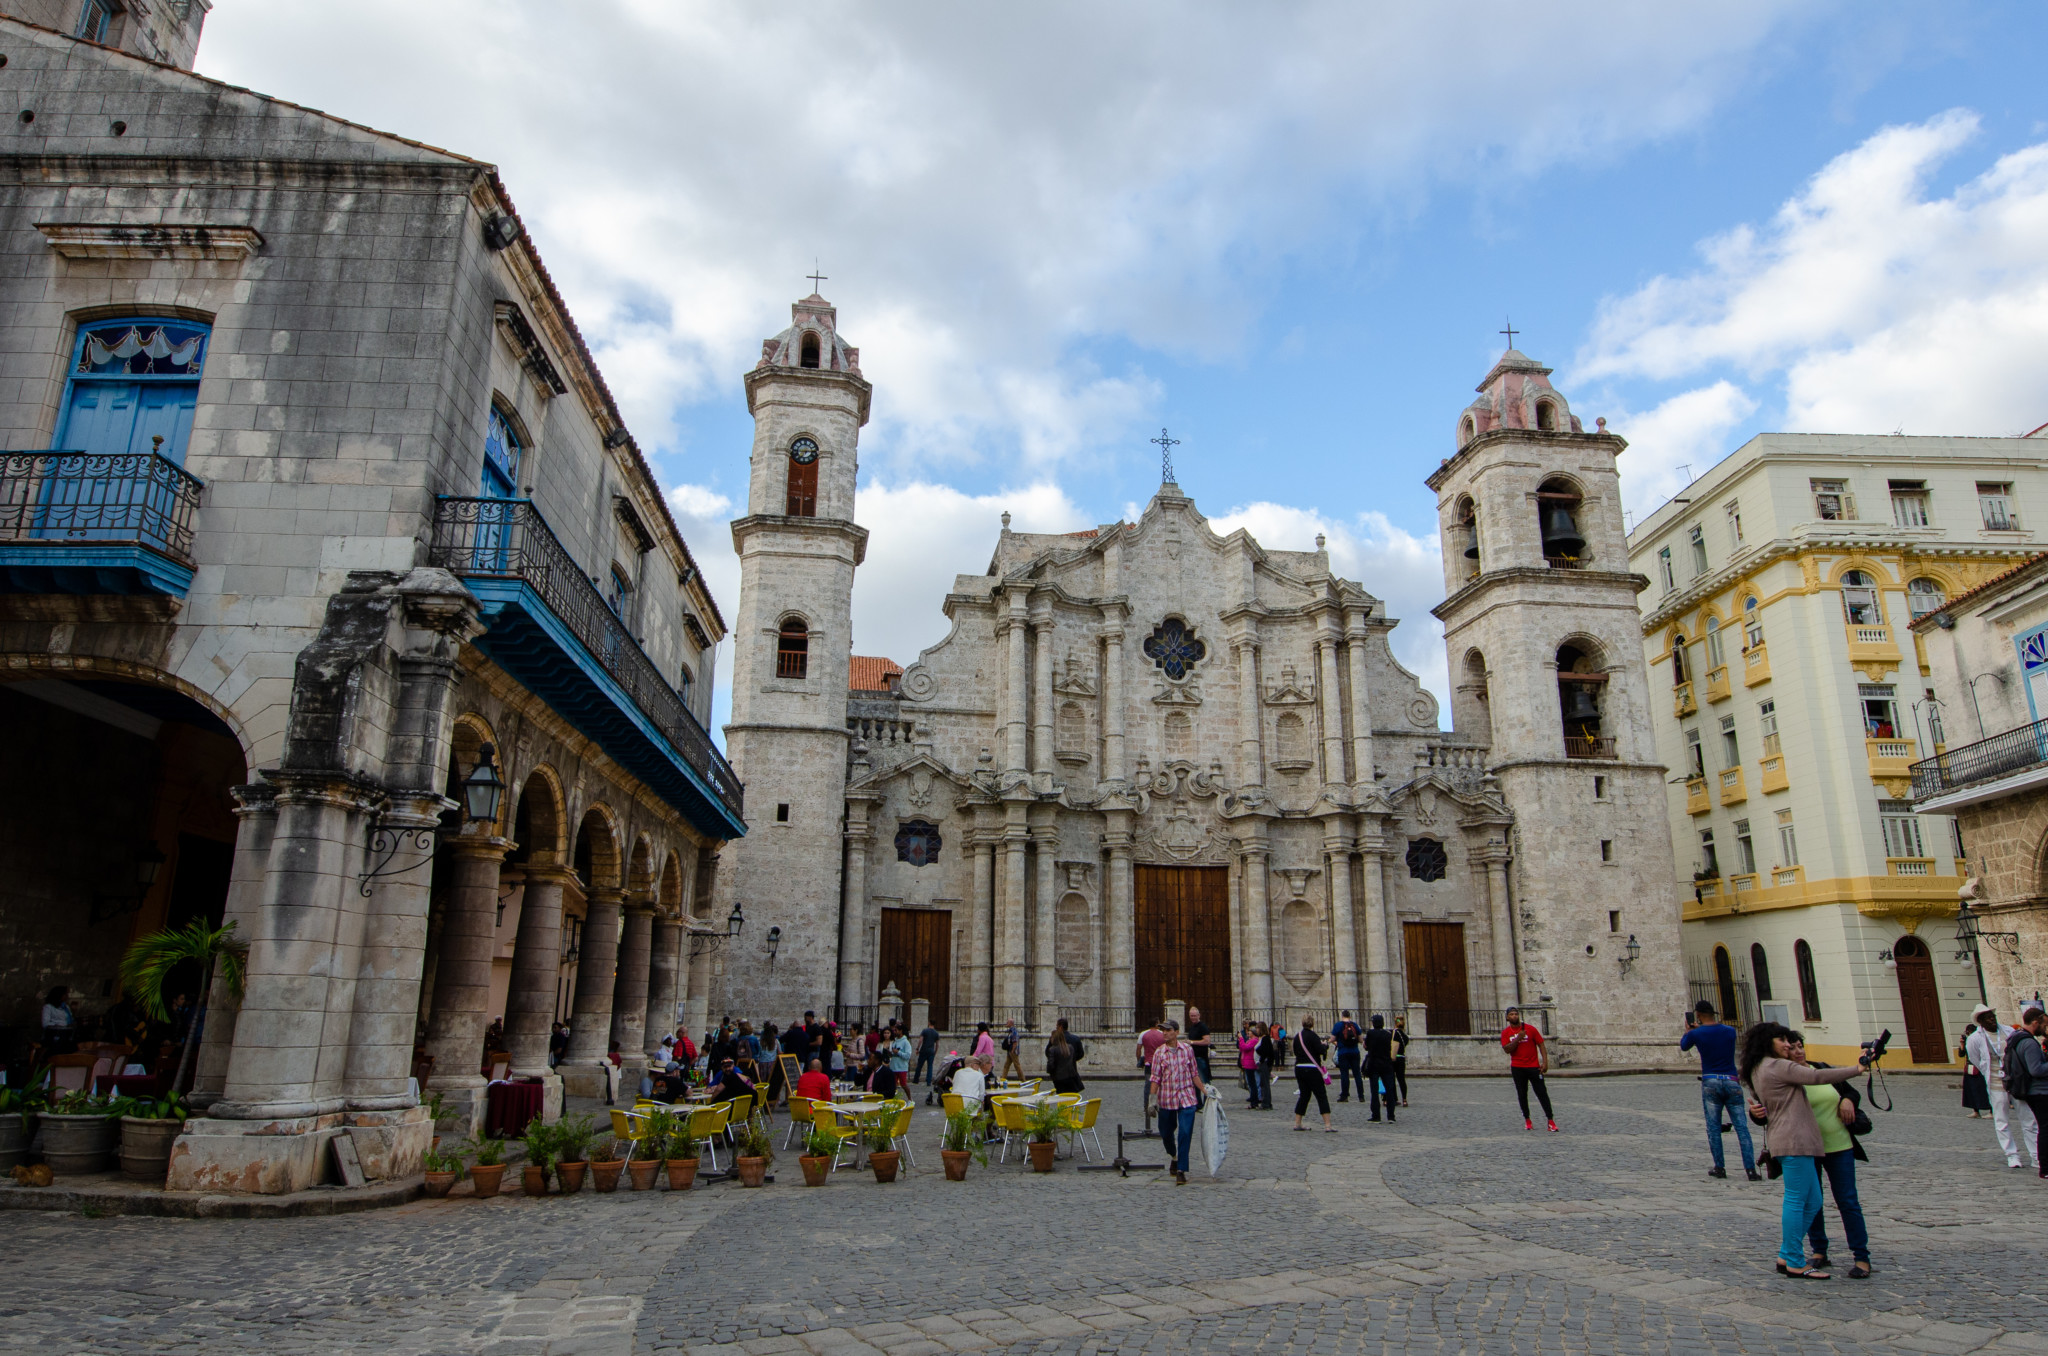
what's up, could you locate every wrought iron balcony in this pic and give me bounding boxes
[429,496,744,836]
[1912,716,2048,803]
[0,449,204,595]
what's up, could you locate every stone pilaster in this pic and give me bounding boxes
[1030,818,1059,1007]
[343,791,449,1111]
[421,834,512,1132]
[1359,828,1395,1014]
[1100,607,1128,783]
[839,794,874,1010]
[1345,608,1375,789]
[645,917,683,1058]
[1316,618,1348,785]
[1238,833,1274,1018]
[1031,611,1056,782]
[1481,848,1519,1009]
[1322,819,1360,1012]
[971,827,996,1017]
[192,785,277,1106]
[1234,632,1263,788]
[1003,591,1030,779]
[998,805,1030,1009]
[609,904,655,1066]
[1104,813,1135,1020]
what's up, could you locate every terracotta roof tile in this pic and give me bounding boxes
[849,655,904,693]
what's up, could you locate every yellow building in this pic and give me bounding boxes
[1627,432,2048,1067]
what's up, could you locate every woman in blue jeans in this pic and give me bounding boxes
[1786,1038,1873,1277]
[1739,1022,1872,1280]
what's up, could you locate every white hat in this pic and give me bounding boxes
[1970,1003,1997,1021]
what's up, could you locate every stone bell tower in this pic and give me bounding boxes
[1427,348,1683,1063]
[712,293,870,1022]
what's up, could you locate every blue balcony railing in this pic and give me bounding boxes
[0,449,204,595]
[429,497,743,835]
[1911,717,2048,802]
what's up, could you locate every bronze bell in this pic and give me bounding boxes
[1561,684,1601,725]
[1540,504,1584,558]
[1460,525,1480,560]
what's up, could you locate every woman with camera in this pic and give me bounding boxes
[1738,1021,1872,1280]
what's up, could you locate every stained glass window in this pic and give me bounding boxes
[1142,617,1206,681]
[75,320,208,377]
[1405,838,1447,882]
[895,820,941,867]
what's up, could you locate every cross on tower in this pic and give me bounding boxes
[807,265,828,291]
[1151,427,1181,484]
[1500,318,1520,349]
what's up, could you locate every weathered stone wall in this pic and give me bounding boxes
[1953,793,2048,1013]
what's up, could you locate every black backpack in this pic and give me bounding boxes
[2005,1030,2032,1097]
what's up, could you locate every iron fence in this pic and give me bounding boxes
[1912,717,2048,801]
[0,449,204,563]
[429,497,742,821]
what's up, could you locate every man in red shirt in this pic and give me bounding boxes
[795,1059,834,1105]
[1137,1019,1170,1121]
[1500,1007,1557,1131]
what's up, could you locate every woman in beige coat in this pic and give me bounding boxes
[1738,1021,1870,1279]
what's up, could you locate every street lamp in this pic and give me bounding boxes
[462,743,505,826]
[133,842,165,890]
[726,901,745,937]
[1618,934,1642,976]
[766,925,782,962]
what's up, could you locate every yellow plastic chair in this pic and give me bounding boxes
[782,1095,818,1150]
[819,1105,864,1171]
[722,1093,754,1147]
[608,1107,650,1161]
[993,1099,1031,1164]
[685,1103,729,1172]
[940,1092,965,1118]
[1062,1097,1104,1162]
[887,1101,916,1169]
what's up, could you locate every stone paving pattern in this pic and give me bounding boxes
[3,1072,2044,1355]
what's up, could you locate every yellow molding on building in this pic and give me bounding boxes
[1681,870,1966,921]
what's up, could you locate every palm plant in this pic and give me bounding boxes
[118,918,249,1095]
[940,1108,990,1165]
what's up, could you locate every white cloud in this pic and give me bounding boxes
[666,484,732,520]
[1581,111,2048,437]
[1607,381,1760,519]
[1207,501,1451,719]
[197,1,1829,474]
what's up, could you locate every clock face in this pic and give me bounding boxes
[789,437,819,465]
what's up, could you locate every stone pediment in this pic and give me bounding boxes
[1264,664,1316,705]
[1384,772,1510,830]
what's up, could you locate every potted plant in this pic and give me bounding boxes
[799,1121,841,1187]
[40,1088,123,1174]
[862,1114,901,1184]
[118,916,248,1096]
[1024,1099,1065,1173]
[590,1136,626,1193]
[733,1112,774,1187]
[939,1107,990,1181]
[421,1141,465,1198]
[625,1139,660,1192]
[520,1120,557,1196]
[658,1113,699,1191]
[119,1091,188,1184]
[466,1134,507,1197]
[554,1113,595,1193]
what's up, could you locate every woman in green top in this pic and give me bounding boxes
[1790,1037,1872,1278]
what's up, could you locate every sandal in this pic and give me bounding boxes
[1848,1263,1872,1279]
[1776,1262,1831,1280]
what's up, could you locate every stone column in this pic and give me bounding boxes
[684,943,711,1041]
[1004,592,1031,779]
[1104,815,1135,1021]
[839,798,873,1010]
[645,916,683,1058]
[1316,620,1348,785]
[1240,835,1275,1018]
[998,809,1030,1009]
[193,787,277,1106]
[610,904,655,1063]
[421,834,512,1128]
[972,832,996,1019]
[1359,831,1394,1014]
[1031,821,1058,1007]
[1031,613,1056,780]
[566,887,624,1060]
[1345,609,1375,788]
[506,863,570,1094]
[1100,610,1128,782]
[1235,634,1264,788]
[1322,820,1360,1013]
[343,792,448,1111]
[1484,851,1519,1009]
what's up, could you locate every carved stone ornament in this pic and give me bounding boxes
[1139,798,1230,864]
[1051,651,1097,697]
[907,769,935,810]
[1265,664,1316,705]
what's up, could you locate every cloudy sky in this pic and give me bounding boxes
[200,2,2048,736]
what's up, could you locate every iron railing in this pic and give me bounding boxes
[0,449,203,563]
[429,497,742,820]
[1564,735,1617,759]
[1911,716,2048,801]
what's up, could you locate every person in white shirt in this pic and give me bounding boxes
[951,1055,989,1112]
[1965,1004,2038,1170]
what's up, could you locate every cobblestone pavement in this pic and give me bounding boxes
[3,1071,2044,1355]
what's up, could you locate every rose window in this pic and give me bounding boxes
[1142,617,1207,681]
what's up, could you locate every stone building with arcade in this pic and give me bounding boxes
[712,305,1684,1066]
[0,19,741,1192]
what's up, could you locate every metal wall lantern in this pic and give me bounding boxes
[462,742,506,825]
[1618,933,1642,976]
[766,924,782,961]
[690,901,746,958]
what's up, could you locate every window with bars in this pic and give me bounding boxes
[1890,479,1930,527]
[1881,811,1925,859]
[1734,819,1756,874]
[1979,481,2018,530]
[776,620,810,678]
[1812,479,1854,521]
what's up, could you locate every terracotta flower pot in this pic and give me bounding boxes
[423,1170,459,1198]
[590,1159,625,1193]
[664,1157,699,1190]
[470,1163,507,1198]
[1028,1140,1056,1173]
[557,1161,587,1194]
[869,1149,901,1183]
[735,1155,767,1187]
[941,1149,971,1181]
[520,1164,549,1196]
[627,1159,660,1191]
[799,1154,832,1187]
[119,1115,183,1184]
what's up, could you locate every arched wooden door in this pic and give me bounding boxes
[1713,946,1739,1023]
[1891,935,1946,1064]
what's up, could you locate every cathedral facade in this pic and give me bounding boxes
[711,297,1682,1065]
